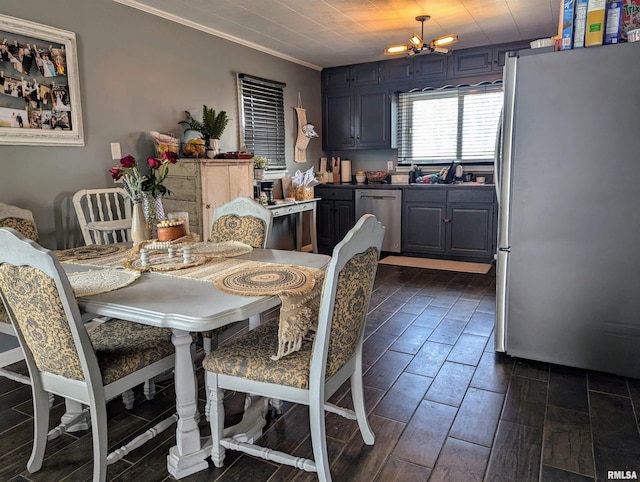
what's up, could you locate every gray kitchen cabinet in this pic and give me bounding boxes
[322,63,380,89]
[451,41,532,78]
[402,186,496,262]
[316,186,355,249]
[380,55,448,83]
[322,86,389,150]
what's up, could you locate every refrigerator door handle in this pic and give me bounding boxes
[494,109,503,203]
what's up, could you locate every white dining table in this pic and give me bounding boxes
[66,248,330,479]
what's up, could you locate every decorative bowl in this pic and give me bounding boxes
[365,171,389,183]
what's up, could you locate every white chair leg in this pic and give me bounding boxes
[309,398,331,482]
[26,386,49,473]
[143,379,156,400]
[90,399,109,482]
[350,363,375,445]
[121,389,135,410]
[208,373,226,468]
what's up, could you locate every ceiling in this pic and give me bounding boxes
[115,0,560,70]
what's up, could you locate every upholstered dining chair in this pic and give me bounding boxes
[73,188,132,245]
[0,202,40,385]
[202,214,385,482]
[0,227,176,482]
[202,196,274,352]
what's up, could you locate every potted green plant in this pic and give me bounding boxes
[253,155,270,180]
[179,106,228,157]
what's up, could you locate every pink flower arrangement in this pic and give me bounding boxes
[109,151,178,202]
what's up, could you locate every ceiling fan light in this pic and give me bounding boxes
[409,33,423,48]
[384,44,409,55]
[432,34,458,47]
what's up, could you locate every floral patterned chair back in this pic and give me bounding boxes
[0,203,39,329]
[201,214,385,481]
[209,196,273,248]
[72,188,132,245]
[0,227,176,481]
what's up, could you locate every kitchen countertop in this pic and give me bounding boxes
[316,182,495,189]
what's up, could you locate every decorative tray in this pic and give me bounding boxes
[216,152,253,159]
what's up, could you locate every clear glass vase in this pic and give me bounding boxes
[142,192,165,234]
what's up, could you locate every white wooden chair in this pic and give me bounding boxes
[202,196,274,352]
[203,214,385,482]
[0,203,40,385]
[0,227,177,482]
[72,188,132,245]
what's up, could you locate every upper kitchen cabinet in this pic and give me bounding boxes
[451,41,532,78]
[322,86,389,150]
[322,63,380,89]
[380,55,449,84]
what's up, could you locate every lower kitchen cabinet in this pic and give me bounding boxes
[402,186,496,262]
[316,186,355,249]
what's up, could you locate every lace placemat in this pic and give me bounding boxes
[188,240,253,258]
[214,264,319,296]
[67,269,141,297]
[55,244,129,262]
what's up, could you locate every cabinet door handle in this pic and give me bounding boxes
[443,218,451,223]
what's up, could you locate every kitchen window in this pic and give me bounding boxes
[396,82,503,165]
[238,74,286,170]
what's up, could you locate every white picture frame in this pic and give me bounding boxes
[0,14,84,146]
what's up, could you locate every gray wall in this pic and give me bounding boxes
[0,0,323,248]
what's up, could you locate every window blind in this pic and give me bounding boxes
[238,74,286,170]
[397,82,503,165]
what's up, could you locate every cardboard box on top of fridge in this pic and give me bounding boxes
[574,0,589,47]
[585,0,607,46]
[559,0,576,49]
[604,1,624,43]
[621,0,640,40]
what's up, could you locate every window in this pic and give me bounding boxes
[238,74,286,170]
[397,82,503,165]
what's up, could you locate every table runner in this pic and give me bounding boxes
[58,245,326,359]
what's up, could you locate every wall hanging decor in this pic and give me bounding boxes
[293,92,318,163]
[0,14,84,146]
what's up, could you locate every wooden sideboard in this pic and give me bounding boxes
[162,158,253,240]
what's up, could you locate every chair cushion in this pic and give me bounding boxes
[210,215,265,249]
[89,319,174,385]
[202,319,312,389]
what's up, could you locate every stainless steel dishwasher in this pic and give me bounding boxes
[355,189,402,252]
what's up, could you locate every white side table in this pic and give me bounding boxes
[267,198,318,253]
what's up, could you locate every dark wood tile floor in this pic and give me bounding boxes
[1,263,639,481]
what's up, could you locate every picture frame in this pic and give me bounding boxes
[0,14,84,146]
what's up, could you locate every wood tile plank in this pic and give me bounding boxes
[328,415,405,482]
[548,365,589,413]
[429,437,490,482]
[470,351,514,394]
[424,361,475,408]
[363,350,412,391]
[449,387,504,447]
[543,405,594,477]
[373,372,431,422]
[501,376,548,429]
[405,341,451,378]
[389,325,432,354]
[485,420,543,482]
[392,400,457,467]
[374,456,431,481]
[427,318,467,345]
[446,333,488,366]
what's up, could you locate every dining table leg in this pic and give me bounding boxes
[166,329,210,478]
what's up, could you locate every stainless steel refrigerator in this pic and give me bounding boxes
[494,42,640,378]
